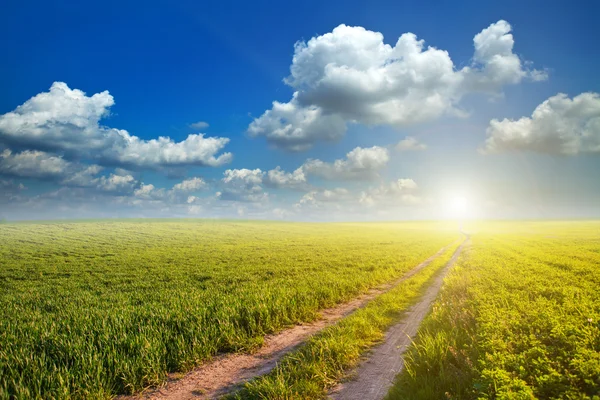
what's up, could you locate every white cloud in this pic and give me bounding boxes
[218,168,268,202]
[461,20,547,92]
[61,165,104,187]
[95,173,138,193]
[134,183,159,199]
[109,133,232,168]
[302,146,389,180]
[0,82,232,168]
[292,178,421,219]
[483,92,600,155]
[296,188,352,208]
[248,93,346,152]
[222,168,264,185]
[0,149,74,179]
[172,177,207,192]
[189,121,209,130]
[395,136,427,151]
[132,177,207,202]
[264,166,307,189]
[250,20,543,151]
[359,179,420,207]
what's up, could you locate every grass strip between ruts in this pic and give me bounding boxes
[229,239,463,399]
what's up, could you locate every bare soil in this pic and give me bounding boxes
[328,237,469,400]
[121,244,452,400]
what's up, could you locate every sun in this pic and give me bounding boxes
[443,193,474,220]
[449,195,468,216]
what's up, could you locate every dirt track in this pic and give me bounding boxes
[329,237,469,400]
[122,243,454,400]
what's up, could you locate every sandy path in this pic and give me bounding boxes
[329,237,469,400]
[122,243,454,400]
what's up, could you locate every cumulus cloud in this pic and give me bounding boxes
[189,121,209,130]
[248,93,346,152]
[302,146,389,180]
[264,166,307,189]
[218,168,268,202]
[172,177,207,192]
[250,20,544,151]
[359,178,420,207]
[395,136,427,151]
[0,82,232,168]
[0,149,105,185]
[483,92,600,155]
[95,173,138,193]
[301,188,351,203]
[0,149,71,178]
[291,177,421,219]
[60,165,105,187]
[134,183,159,199]
[295,188,353,211]
[131,177,208,203]
[463,20,548,92]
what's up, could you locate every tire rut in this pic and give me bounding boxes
[120,242,456,400]
[329,236,469,400]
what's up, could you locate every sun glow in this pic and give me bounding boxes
[449,195,468,216]
[443,192,476,220]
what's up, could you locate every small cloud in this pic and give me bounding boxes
[189,121,209,130]
[395,137,427,152]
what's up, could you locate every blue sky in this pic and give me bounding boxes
[1,0,599,220]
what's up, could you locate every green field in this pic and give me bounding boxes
[2,220,599,400]
[388,221,600,399]
[0,220,459,399]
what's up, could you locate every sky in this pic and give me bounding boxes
[1,0,599,221]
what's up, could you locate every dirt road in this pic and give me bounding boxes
[329,237,469,400]
[122,243,455,400]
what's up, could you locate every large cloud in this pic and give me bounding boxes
[483,92,600,155]
[302,145,389,180]
[250,21,545,151]
[0,82,232,168]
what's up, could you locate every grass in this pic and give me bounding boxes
[228,237,464,399]
[386,221,600,400]
[0,220,459,399]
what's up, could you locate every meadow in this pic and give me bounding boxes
[0,220,459,399]
[387,221,600,399]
